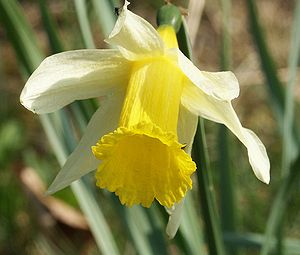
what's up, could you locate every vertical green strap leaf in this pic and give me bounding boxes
[92,0,116,37]
[0,0,43,73]
[219,0,237,254]
[180,193,206,255]
[220,0,232,70]
[112,201,167,255]
[73,0,96,49]
[38,0,63,53]
[177,19,193,61]
[192,121,226,255]
[223,232,300,253]
[282,0,300,175]
[246,0,285,121]
[125,207,154,255]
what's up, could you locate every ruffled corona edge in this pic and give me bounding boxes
[92,121,196,208]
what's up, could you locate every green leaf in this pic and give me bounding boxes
[73,0,96,49]
[180,193,206,255]
[282,0,300,175]
[92,0,117,38]
[0,0,43,71]
[219,1,237,254]
[192,121,226,255]
[224,232,300,254]
[38,0,64,53]
[246,0,285,121]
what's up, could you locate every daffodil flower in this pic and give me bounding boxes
[20,1,270,210]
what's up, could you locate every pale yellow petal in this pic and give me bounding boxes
[177,104,198,155]
[181,81,270,184]
[165,198,185,239]
[105,1,164,60]
[46,92,125,194]
[21,49,131,114]
[176,49,240,100]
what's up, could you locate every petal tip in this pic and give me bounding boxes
[20,94,36,114]
[261,172,270,184]
[107,0,129,41]
[253,160,270,185]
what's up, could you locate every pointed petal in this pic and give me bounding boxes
[181,82,270,184]
[165,198,185,239]
[105,1,164,60]
[177,50,239,100]
[20,49,131,114]
[177,104,198,155]
[46,91,125,194]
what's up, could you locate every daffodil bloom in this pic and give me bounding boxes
[20,1,270,209]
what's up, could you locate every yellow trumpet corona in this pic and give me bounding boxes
[92,26,196,207]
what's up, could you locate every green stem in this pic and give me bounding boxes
[192,121,226,255]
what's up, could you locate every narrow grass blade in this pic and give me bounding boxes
[224,232,300,254]
[0,0,43,72]
[192,121,226,255]
[73,0,96,49]
[180,193,206,255]
[92,0,116,37]
[38,0,63,53]
[110,198,167,255]
[220,0,232,70]
[126,206,167,255]
[219,1,237,254]
[72,182,120,254]
[282,0,300,175]
[246,0,285,121]
[177,19,193,60]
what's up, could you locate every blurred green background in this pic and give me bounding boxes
[0,0,299,254]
